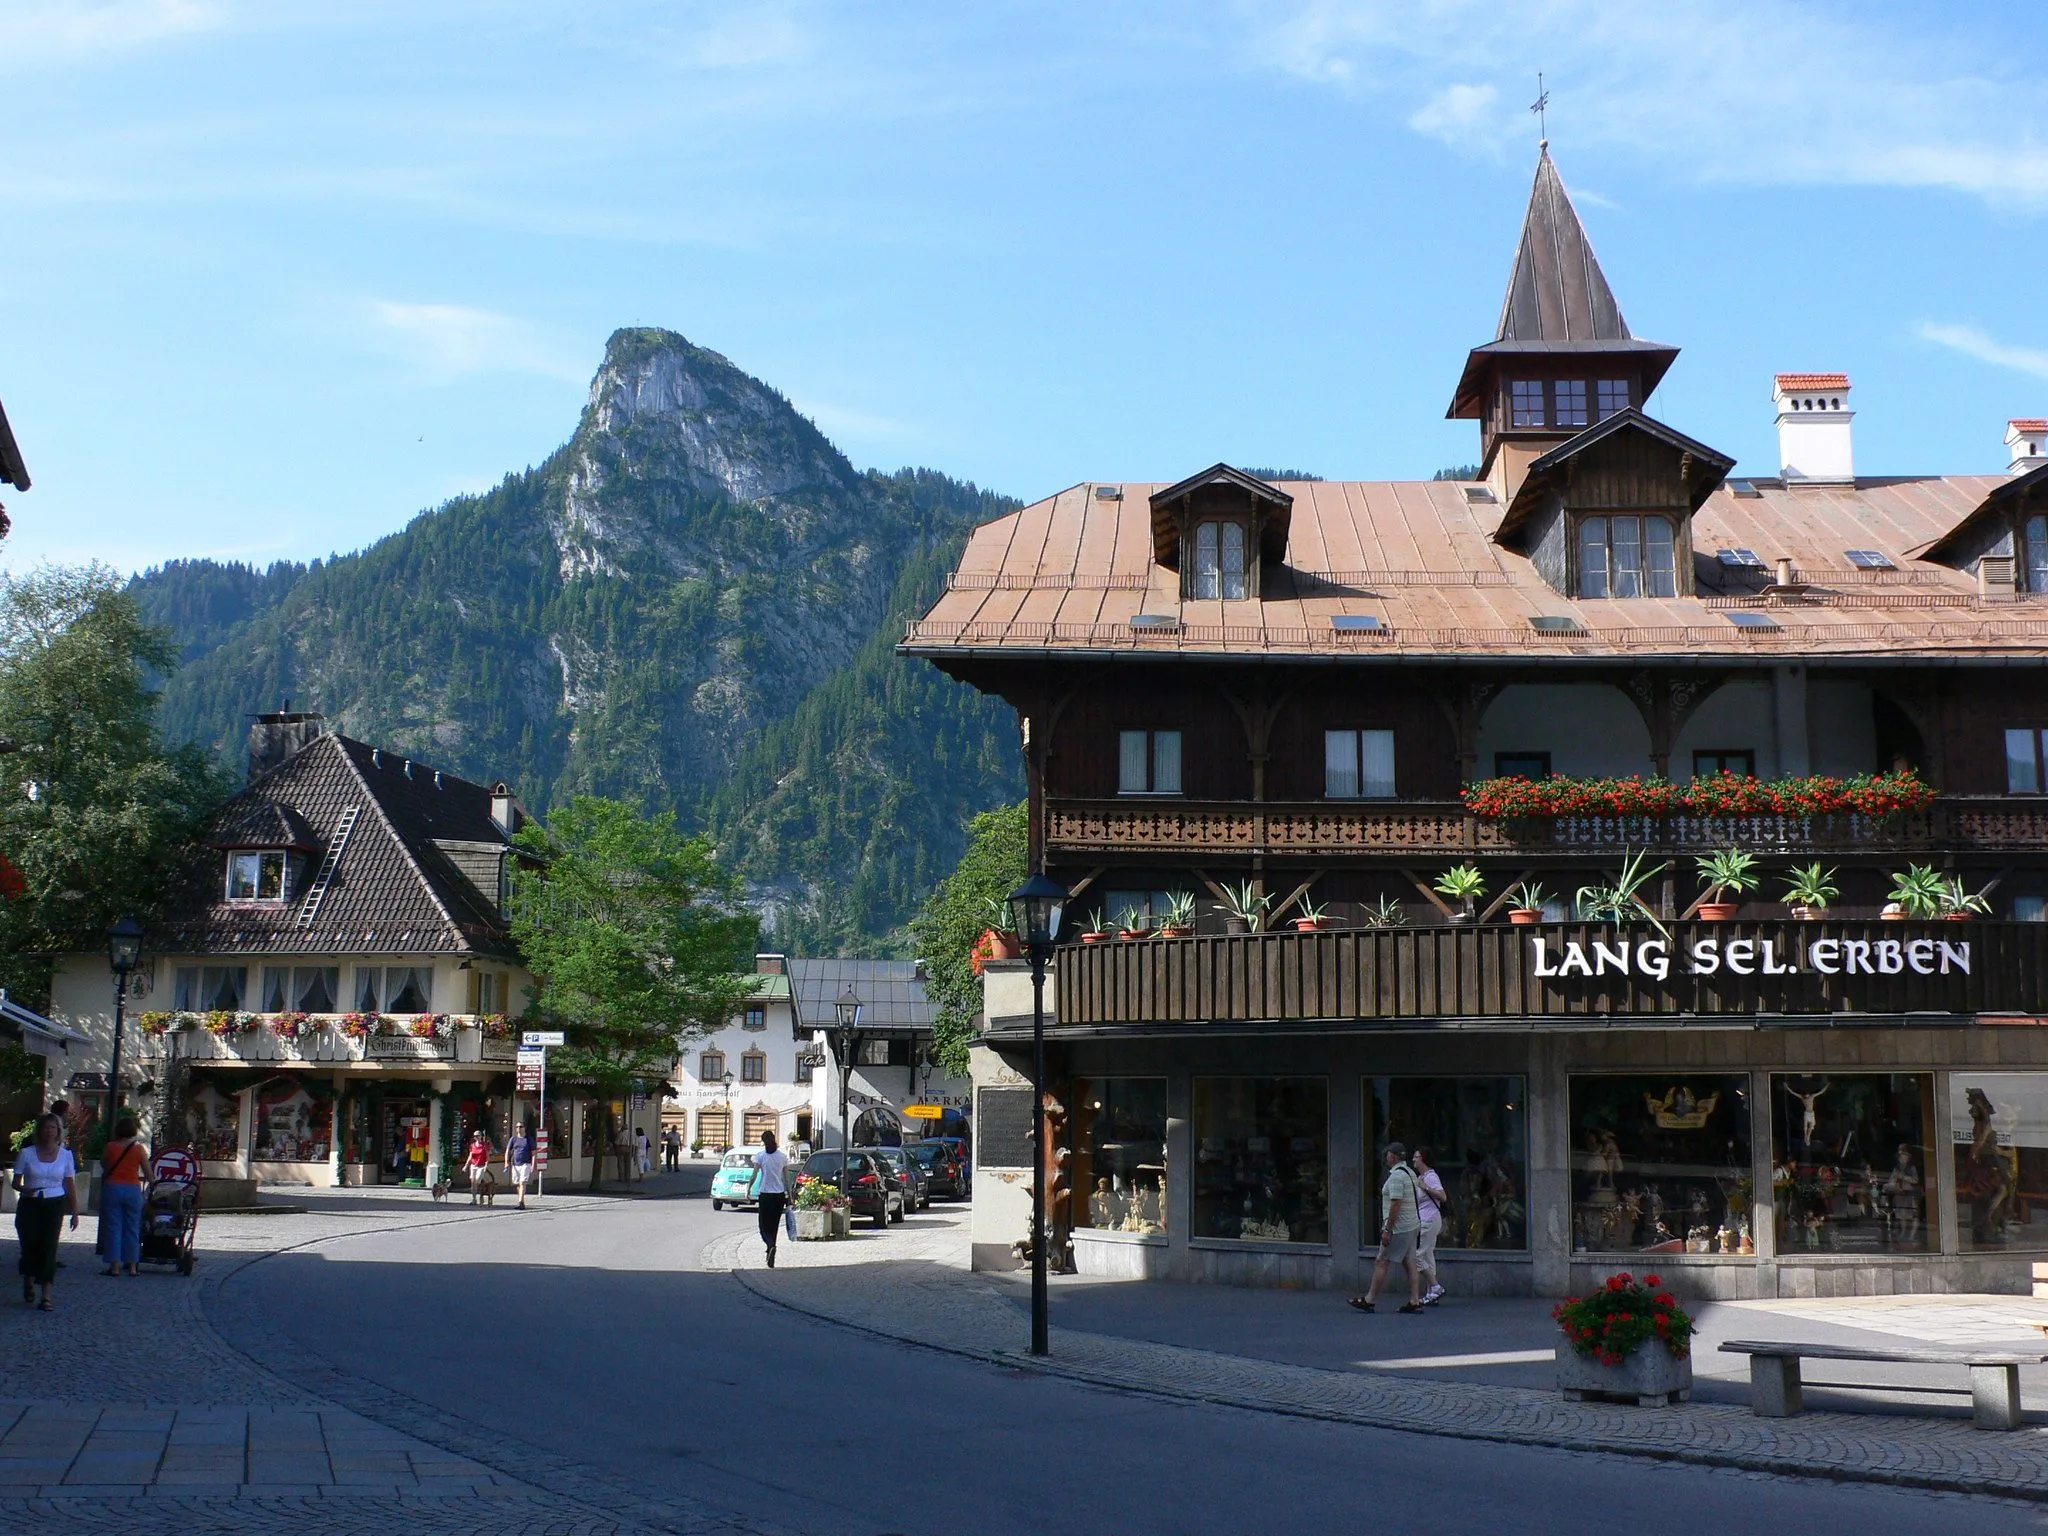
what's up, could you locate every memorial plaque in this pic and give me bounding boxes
[975,1086,1034,1170]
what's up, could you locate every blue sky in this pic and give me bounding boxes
[3,0,2046,573]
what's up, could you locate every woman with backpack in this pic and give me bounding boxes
[1412,1145,1449,1308]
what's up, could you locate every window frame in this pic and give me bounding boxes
[1595,379,1631,419]
[1553,378,1589,428]
[740,1050,767,1084]
[1576,513,1678,599]
[1117,729,1183,796]
[1322,728,1397,800]
[1692,749,1756,780]
[2005,728,2048,794]
[225,849,288,903]
[1508,379,1546,428]
[1187,519,1251,601]
[1493,751,1552,781]
[742,1005,767,1032]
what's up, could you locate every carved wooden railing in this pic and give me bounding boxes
[1044,797,2048,858]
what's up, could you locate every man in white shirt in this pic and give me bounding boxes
[1350,1141,1425,1313]
[748,1130,789,1268]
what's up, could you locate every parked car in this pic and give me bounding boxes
[866,1145,929,1211]
[906,1138,970,1200]
[794,1149,904,1229]
[709,1148,760,1211]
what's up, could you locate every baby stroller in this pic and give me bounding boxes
[139,1147,201,1275]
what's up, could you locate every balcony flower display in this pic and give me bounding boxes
[408,1014,449,1039]
[479,1014,513,1041]
[139,1011,180,1037]
[270,1011,311,1041]
[201,1010,246,1037]
[341,1011,384,1039]
[1462,768,1936,822]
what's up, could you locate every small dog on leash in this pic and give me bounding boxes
[429,1178,450,1202]
[473,1169,498,1206]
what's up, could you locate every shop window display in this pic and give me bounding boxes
[381,1096,432,1185]
[1070,1078,1168,1234]
[1192,1077,1328,1244]
[251,1076,332,1162]
[1570,1075,1752,1254]
[1950,1075,2048,1251]
[1770,1073,1933,1253]
[183,1076,243,1160]
[1366,1077,1528,1250]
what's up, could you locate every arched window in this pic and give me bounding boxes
[1189,521,1249,600]
[1578,515,1677,598]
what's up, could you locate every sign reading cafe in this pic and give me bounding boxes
[1530,933,1974,981]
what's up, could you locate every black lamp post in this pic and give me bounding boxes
[831,985,864,1183]
[105,916,144,1128]
[1007,871,1066,1357]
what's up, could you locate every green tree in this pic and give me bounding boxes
[0,567,225,1004]
[909,801,1027,1076]
[509,795,758,1188]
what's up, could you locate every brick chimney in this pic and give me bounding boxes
[2008,419,2048,475]
[246,710,327,782]
[1774,374,1854,485]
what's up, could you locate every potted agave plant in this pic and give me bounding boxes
[1576,849,1670,933]
[1115,906,1155,941]
[1293,897,1334,932]
[976,895,1024,964]
[1938,874,1994,921]
[1887,864,1946,920]
[1693,849,1759,922]
[1156,891,1197,938]
[1079,914,1113,945]
[1505,880,1548,926]
[1433,863,1486,923]
[1782,862,1837,921]
[1360,894,1408,928]
[1220,880,1271,935]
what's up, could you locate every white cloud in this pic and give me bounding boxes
[1244,0,2048,209]
[1916,321,2048,381]
[358,300,589,386]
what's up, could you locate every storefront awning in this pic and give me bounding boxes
[1,993,88,1059]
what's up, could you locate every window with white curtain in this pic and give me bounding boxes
[1189,521,1249,600]
[1577,515,1676,598]
[1118,730,1183,795]
[1324,730,1396,799]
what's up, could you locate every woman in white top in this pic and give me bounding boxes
[749,1130,789,1268]
[1412,1146,1449,1307]
[12,1113,80,1310]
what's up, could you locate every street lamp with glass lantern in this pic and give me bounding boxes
[1007,871,1066,1357]
[105,915,144,1129]
[829,985,864,1195]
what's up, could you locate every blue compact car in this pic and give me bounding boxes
[709,1149,760,1210]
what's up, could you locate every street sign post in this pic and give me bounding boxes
[517,1036,563,1194]
[522,1030,565,1047]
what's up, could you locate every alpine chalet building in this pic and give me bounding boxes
[908,150,2048,1299]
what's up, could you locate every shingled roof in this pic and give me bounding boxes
[160,732,521,958]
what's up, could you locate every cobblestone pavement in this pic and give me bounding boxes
[0,1189,769,1536]
[710,1209,2048,1504]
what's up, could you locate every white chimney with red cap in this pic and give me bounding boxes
[1774,373,1854,484]
[2008,420,2048,475]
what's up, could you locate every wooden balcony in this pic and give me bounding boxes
[1044,797,2048,862]
[1049,921,2048,1031]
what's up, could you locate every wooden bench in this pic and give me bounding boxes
[1719,1339,2048,1430]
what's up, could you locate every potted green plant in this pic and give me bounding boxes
[1433,862,1487,923]
[1693,849,1760,921]
[1554,1271,1695,1407]
[1505,880,1548,926]
[1575,849,1670,934]
[1220,880,1271,934]
[1938,875,1994,920]
[1115,906,1155,940]
[1079,913,1112,945]
[1887,864,1946,920]
[977,895,1023,961]
[1157,891,1197,937]
[1360,894,1407,928]
[1781,862,1838,921]
[1293,897,1334,932]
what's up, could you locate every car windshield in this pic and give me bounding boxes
[720,1152,755,1169]
[803,1155,856,1177]
[907,1145,941,1167]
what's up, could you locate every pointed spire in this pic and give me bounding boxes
[1494,148,1629,344]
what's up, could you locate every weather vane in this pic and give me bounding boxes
[1530,72,1549,148]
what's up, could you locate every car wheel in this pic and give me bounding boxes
[873,1207,888,1230]
[710,1199,721,1211]
[890,1200,905,1224]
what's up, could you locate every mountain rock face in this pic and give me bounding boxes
[133,328,1022,947]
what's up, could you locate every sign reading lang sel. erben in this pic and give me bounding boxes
[1529,932,1974,982]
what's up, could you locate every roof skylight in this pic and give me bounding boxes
[1530,615,1585,634]
[1128,614,1181,632]
[1330,615,1385,633]
[1726,611,1780,631]
[1716,549,1766,569]
[1844,548,1895,570]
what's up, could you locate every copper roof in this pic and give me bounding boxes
[904,471,2048,663]
[1497,149,1630,345]
[1776,373,1851,391]
[159,733,520,957]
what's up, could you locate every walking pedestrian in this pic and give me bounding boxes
[98,1113,147,1277]
[635,1126,651,1176]
[1349,1141,1424,1314]
[464,1129,493,1204]
[506,1120,535,1209]
[12,1113,79,1310]
[1412,1145,1449,1307]
[665,1126,681,1171]
[748,1129,788,1269]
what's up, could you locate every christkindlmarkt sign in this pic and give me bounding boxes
[1049,921,2048,1032]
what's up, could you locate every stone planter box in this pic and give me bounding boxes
[1556,1340,1693,1406]
[1072,1228,1171,1280]
[795,1206,850,1241]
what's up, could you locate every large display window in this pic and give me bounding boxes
[183,1075,243,1160]
[1365,1077,1528,1250]
[1569,1075,1752,1254]
[1070,1078,1168,1234]
[251,1076,332,1162]
[1770,1073,1934,1253]
[1951,1075,2048,1250]
[1192,1077,1328,1244]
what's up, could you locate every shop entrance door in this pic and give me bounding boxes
[381,1095,431,1186]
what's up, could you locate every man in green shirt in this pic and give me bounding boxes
[1350,1140,1425,1313]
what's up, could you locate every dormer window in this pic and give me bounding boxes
[2024,515,2048,593]
[1577,515,1677,598]
[226,850,288,902]
[1190,520,1248,600]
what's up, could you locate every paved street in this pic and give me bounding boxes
[0,1182,2032,1535]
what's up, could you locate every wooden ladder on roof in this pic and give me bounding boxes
[295,805,360,929]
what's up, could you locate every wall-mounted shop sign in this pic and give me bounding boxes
[1530,933,1973,981]
[1052,922,2047,1032]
